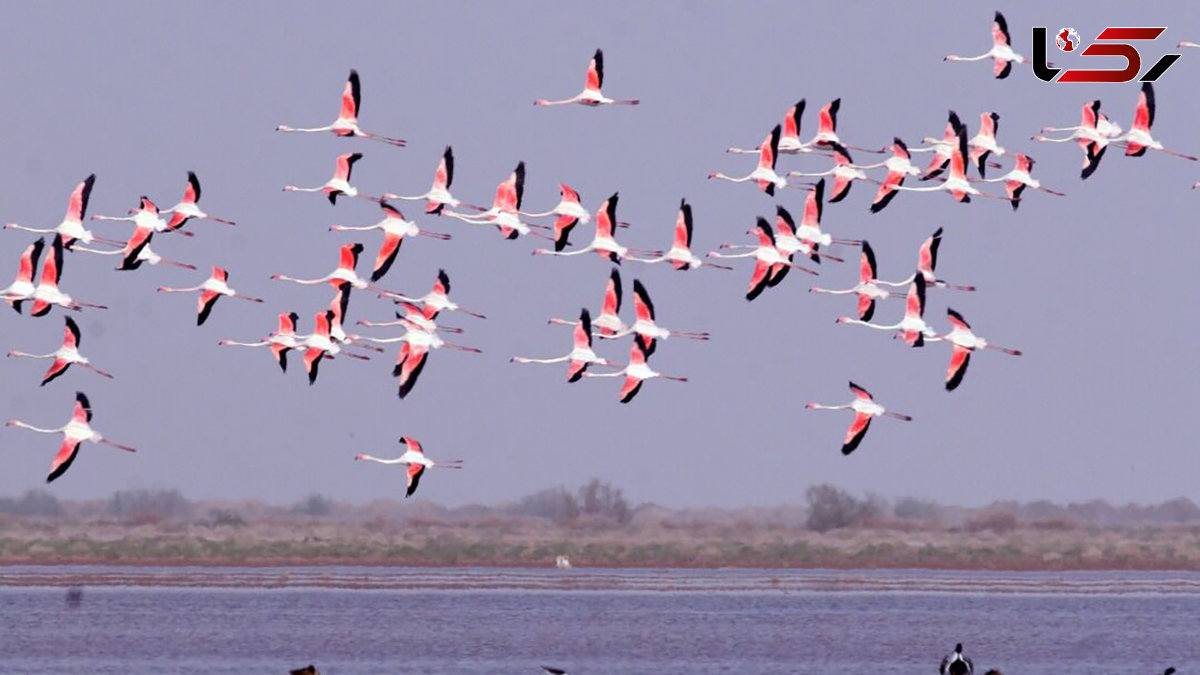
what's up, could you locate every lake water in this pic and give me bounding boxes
[1,567,1197,674]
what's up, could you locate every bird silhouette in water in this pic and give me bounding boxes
[289,666,319,675]
[940,643,973,675]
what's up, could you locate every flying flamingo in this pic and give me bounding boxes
[889,121,1000,203]
[912,111,963,180]
[582,337,687,403]
[606,279,708,355]
[330,202,450,282]
[707,217,818,301]
[4,174,121,249]
[865,138,920,213]
[939,308,1022,391]
[276,69,405,146]
[967,112,1005,177]
[981,154,1064,210]
[767,204,845,265]
[271,242,400,295]
[728,99,821,156]
[7,392,136,483]
[359,317,480,399]
[325,282,384,354]
[788,142,869,202]
[444,162,548,240]
[837,273,936,347]
[877,227,977,292]
[218,311,301,373]
[284,152,380,205]
[708,125,787,195]
[632,199,731,271]
[8,317,113,386]
[802,98,884,154]
[1116,83,1198,161]
[943,11,1026,79]
[1033,100,1115,179]
[1,239,44,313]
[161,172,237,231]
[532,192,660,263]
[534,49,640,107]
[805,382,912,456]
[528,183,588,252]
[548,268,628,337]
[92,196,193,238]
[29,235,108,317]
[382,146,481,215]
[355,437,463,498]
[810,241,902,322]
[291,310,372,385]
[81,230,196,271]
[511,308,610,382]
[157,265,263,326]
[377,269,486,320]
[357,301,463,336]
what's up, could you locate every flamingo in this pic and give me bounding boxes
[284,152,380,205]
[80,230,196,271]
[940,643,974,675]
[444,162,548,240]
[1033,100,1114,179]
[582,337,687,403]
[708,125,787,195]
[864,138,920,213]
[878,227,977,292]
[4,174,121,249]
[912,111,963,180]
[511,308,611,382]
[1,239,45,313]
[981,154,1064,210]
[8,317,113,386]
[271,243,399,295]
[788,142,869,202]
[767,204,845,265]
[707,217,818,301]
[218,311,301,373]
[802,98,884,153]
[382,146,480,215]
[938,308,1022,391]
[534,49,639,106]
[355,437,463,498]
[377,269,486,320]
[805,382,912,456]
[325,282,385,354]
[520,183,630,251]
[722,179,856,258]
[837,273,935,347]
[728,99,820,156]
[631,199,731,271]
[7,392,135,483]
[548,268,628,337]
[944,11,1025,78]
[888,121,999,203]
[606,279,708,355]
[1116,83,1198,161]
[531,192,660,263]
[967,112,1005,178]
[157,265,263,326]
[810,242,902,322]
[360,317,480,399]
[29,235,108,317]
[276,69,405,146]
[330,202,450,282]
[92,196,193,238]
[357,301,463,335]
[161,172,237,231]
[292,310,370,385]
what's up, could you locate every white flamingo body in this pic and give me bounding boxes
[534,49,639,107]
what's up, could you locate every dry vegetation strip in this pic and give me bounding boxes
[2,483,1199,569]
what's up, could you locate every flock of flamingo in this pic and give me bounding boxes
[2,18,1198,504]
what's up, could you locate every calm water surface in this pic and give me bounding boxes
[1,567,1197,674]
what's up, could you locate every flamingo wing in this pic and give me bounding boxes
[618,373,644,403]
[396,344,430,399]
[371,232,403,282]
[40,358,73,387]
[842,412,872,456]
[196,290,221,326]
[47,437,84,483]
[946,344,972,391]
[405,463,425,498]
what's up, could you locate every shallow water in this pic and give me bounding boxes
[1,567,1197,674]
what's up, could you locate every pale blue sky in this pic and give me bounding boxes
[0,2,1197,507]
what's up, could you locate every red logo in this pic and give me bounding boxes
[1034,27,1181,82]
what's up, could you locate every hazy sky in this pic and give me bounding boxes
[1,2,1198,508]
